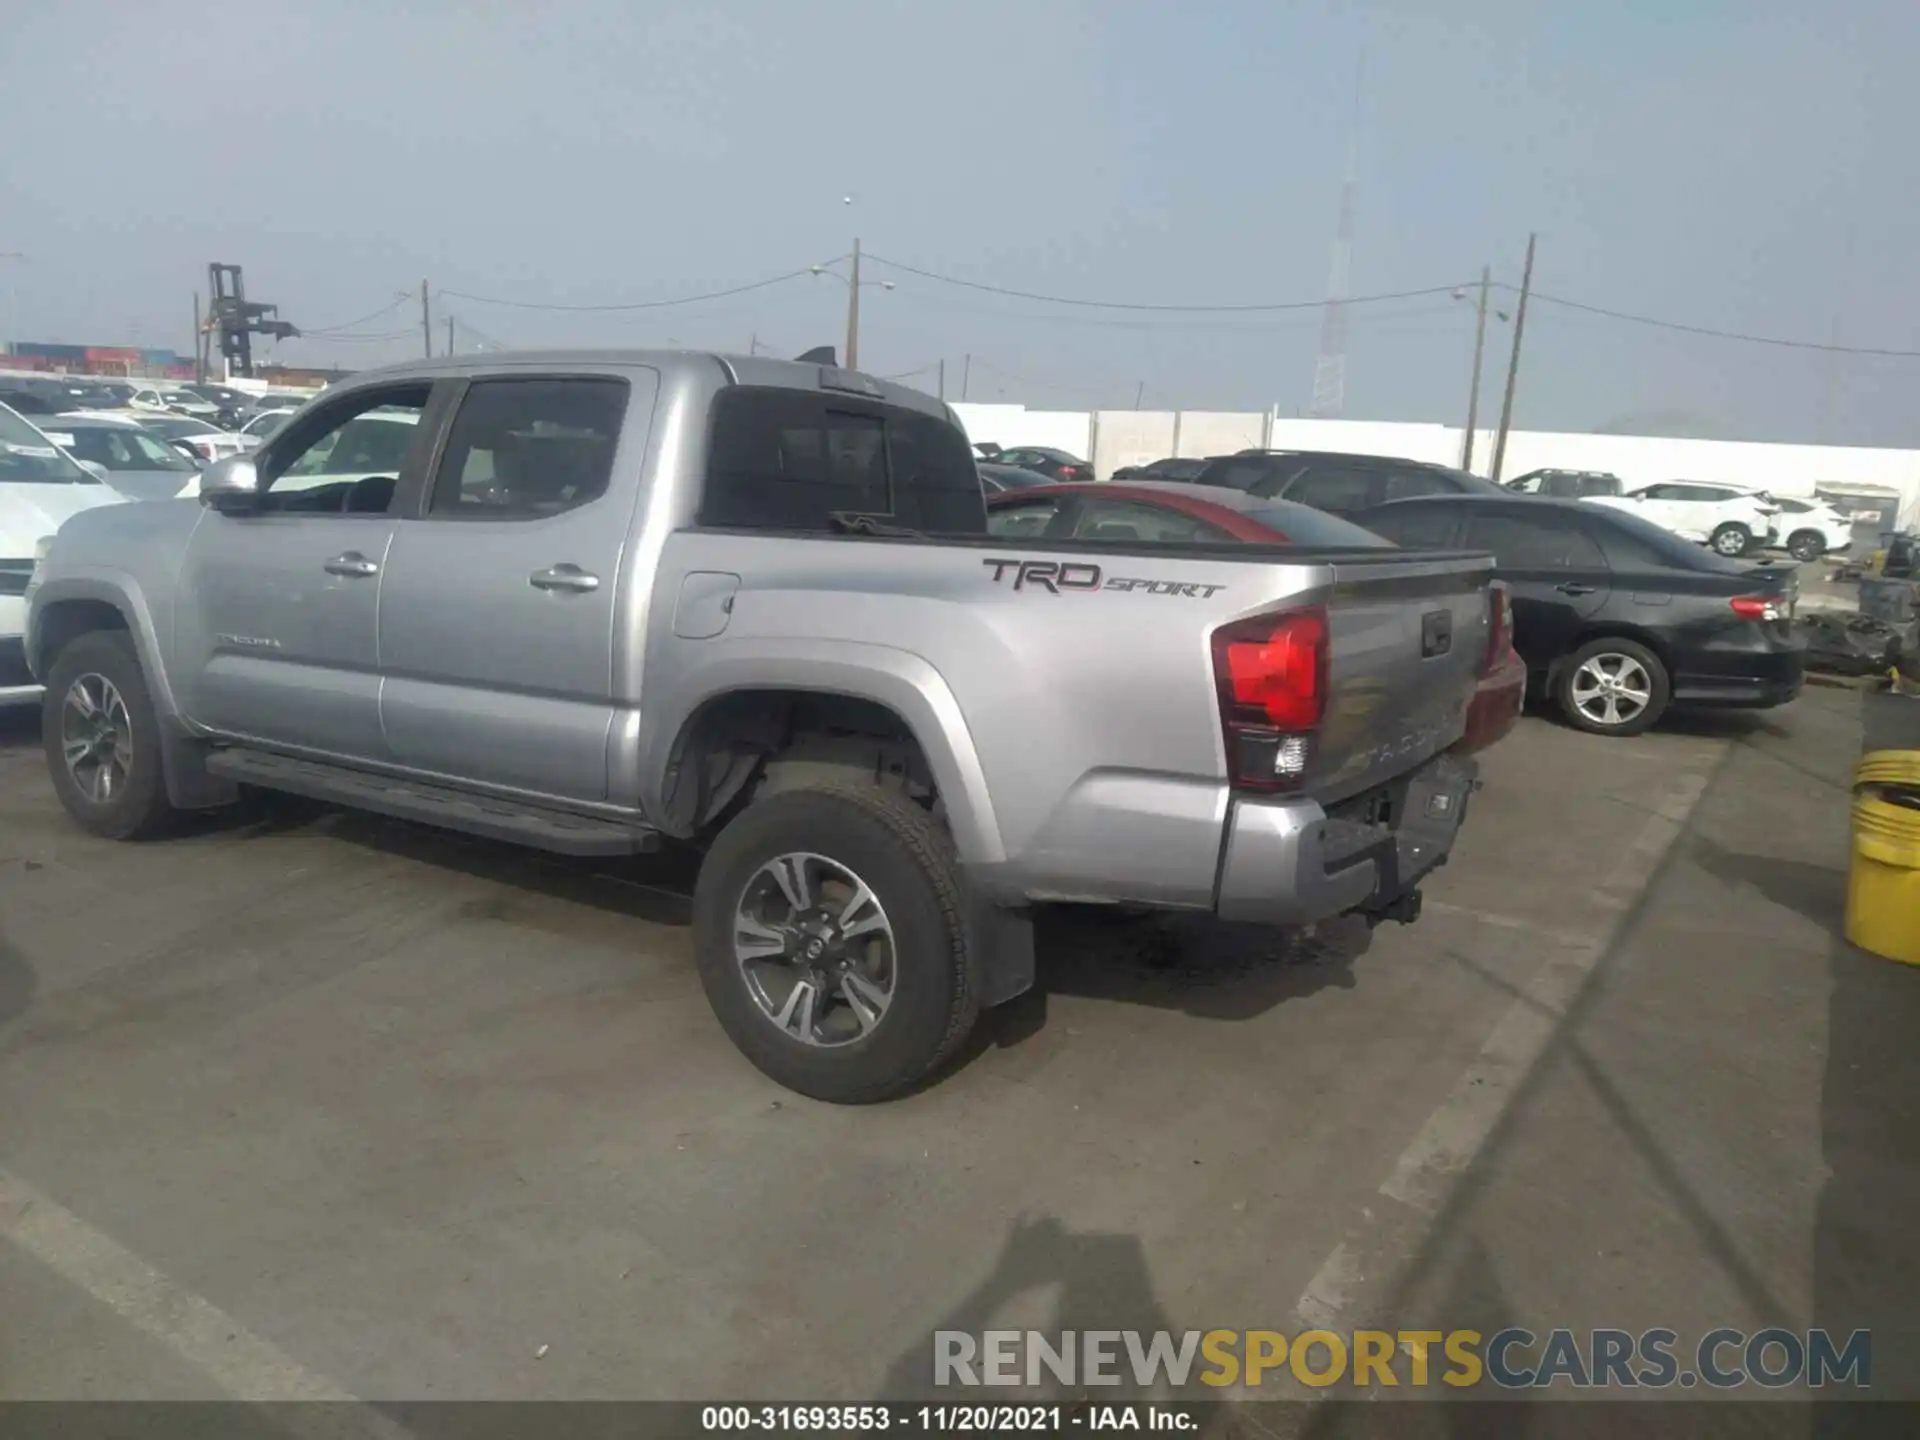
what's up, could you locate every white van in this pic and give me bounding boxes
[1,403,128,705]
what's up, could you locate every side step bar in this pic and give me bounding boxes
[204,748,660,857]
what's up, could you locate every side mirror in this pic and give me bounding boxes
[197,455,260,514]
[76,459,110,482]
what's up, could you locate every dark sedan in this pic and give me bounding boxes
[1355,494,1805,736]
[1187,449,1504,517]
[987,445,1093,483]
[1111,456,1210,482]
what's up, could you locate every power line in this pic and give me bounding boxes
[1505,286,1920,358]
[301,293,411,335]
[865,252,1465,313]
[291,328,417,345]
[437,269,815,313]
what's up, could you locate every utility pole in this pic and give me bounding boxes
[844,238,862,371]
[1460,265,1491,473]
[446,315,455,356]
[938,358,946,401]
[1134,380,1145,410]
[961,353,971,401]
[192,293,205,383]
[420,279,432,359]
[1489,234,1536,486]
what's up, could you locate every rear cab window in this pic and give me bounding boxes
[702,387,986,535]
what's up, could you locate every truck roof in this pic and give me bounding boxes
[333,349,955,423]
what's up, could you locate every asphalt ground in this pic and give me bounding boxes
[1,678,1914,1428]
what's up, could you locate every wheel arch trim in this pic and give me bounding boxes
[641,639,1005,864]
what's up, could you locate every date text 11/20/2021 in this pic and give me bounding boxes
[700,1404,1196,1432]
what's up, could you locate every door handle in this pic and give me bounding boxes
[323,552,380,578]
[1555,582,1597,596]
[529,564,601,593]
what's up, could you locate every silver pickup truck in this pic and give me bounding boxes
[24,351,1495,1101]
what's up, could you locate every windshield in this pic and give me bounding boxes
[62,424,197,473]
[0,405,100,484]
[140,416,218,438]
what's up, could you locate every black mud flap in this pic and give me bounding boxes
[968,894,1036,1007]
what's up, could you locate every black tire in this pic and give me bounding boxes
[691,781,978,1103]
[1787,530,1825,562]
[1709,523,1752,558]
[1555,636,1671,737]
[41,630,179,839]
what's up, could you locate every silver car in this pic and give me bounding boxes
[40,414,201,500]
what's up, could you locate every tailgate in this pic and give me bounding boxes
[1312,552,1494,803]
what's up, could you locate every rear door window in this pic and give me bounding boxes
[703,388,986,534]
[426,377,628,519]
[1462,512,1608,569]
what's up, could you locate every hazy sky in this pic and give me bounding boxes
[3,0,1916,446]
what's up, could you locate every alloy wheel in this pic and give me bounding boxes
[1570,653,1653,729]
[61,673,134,805]
[732,852,896,1048]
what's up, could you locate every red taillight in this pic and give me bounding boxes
[1211,607,1327,790]
[1058,466,1082,480]
[1730,595,1785,622]
[1482,582,1513,677]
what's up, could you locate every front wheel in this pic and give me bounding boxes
[1557,637,1671,737]
[42,630,179,839]
[691,781,978,1103]
[1710,523,1753,558]
[1787,530,1826,562]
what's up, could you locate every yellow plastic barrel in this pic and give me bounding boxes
[1846,749,1920,964]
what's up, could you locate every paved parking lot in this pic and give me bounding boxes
[1,686,1915,1417]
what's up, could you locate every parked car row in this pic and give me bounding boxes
[0,374,319,434]
[980,474,1806,739]
[995,445,1854,564]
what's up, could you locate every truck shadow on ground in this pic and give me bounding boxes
[255,798,1369,1046]
[875,1212,1180,1403]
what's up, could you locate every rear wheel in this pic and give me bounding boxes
[691,781,978,1103]
[1710,523,1753,558]
[42,631,179,839]
[1556,637,1670,737]
[1787,530,1825,562]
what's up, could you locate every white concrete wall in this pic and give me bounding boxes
[1169,411,1268,461]
[1087,412,1176,479]
[948,399,1920,531]
[949,403,1092,460]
